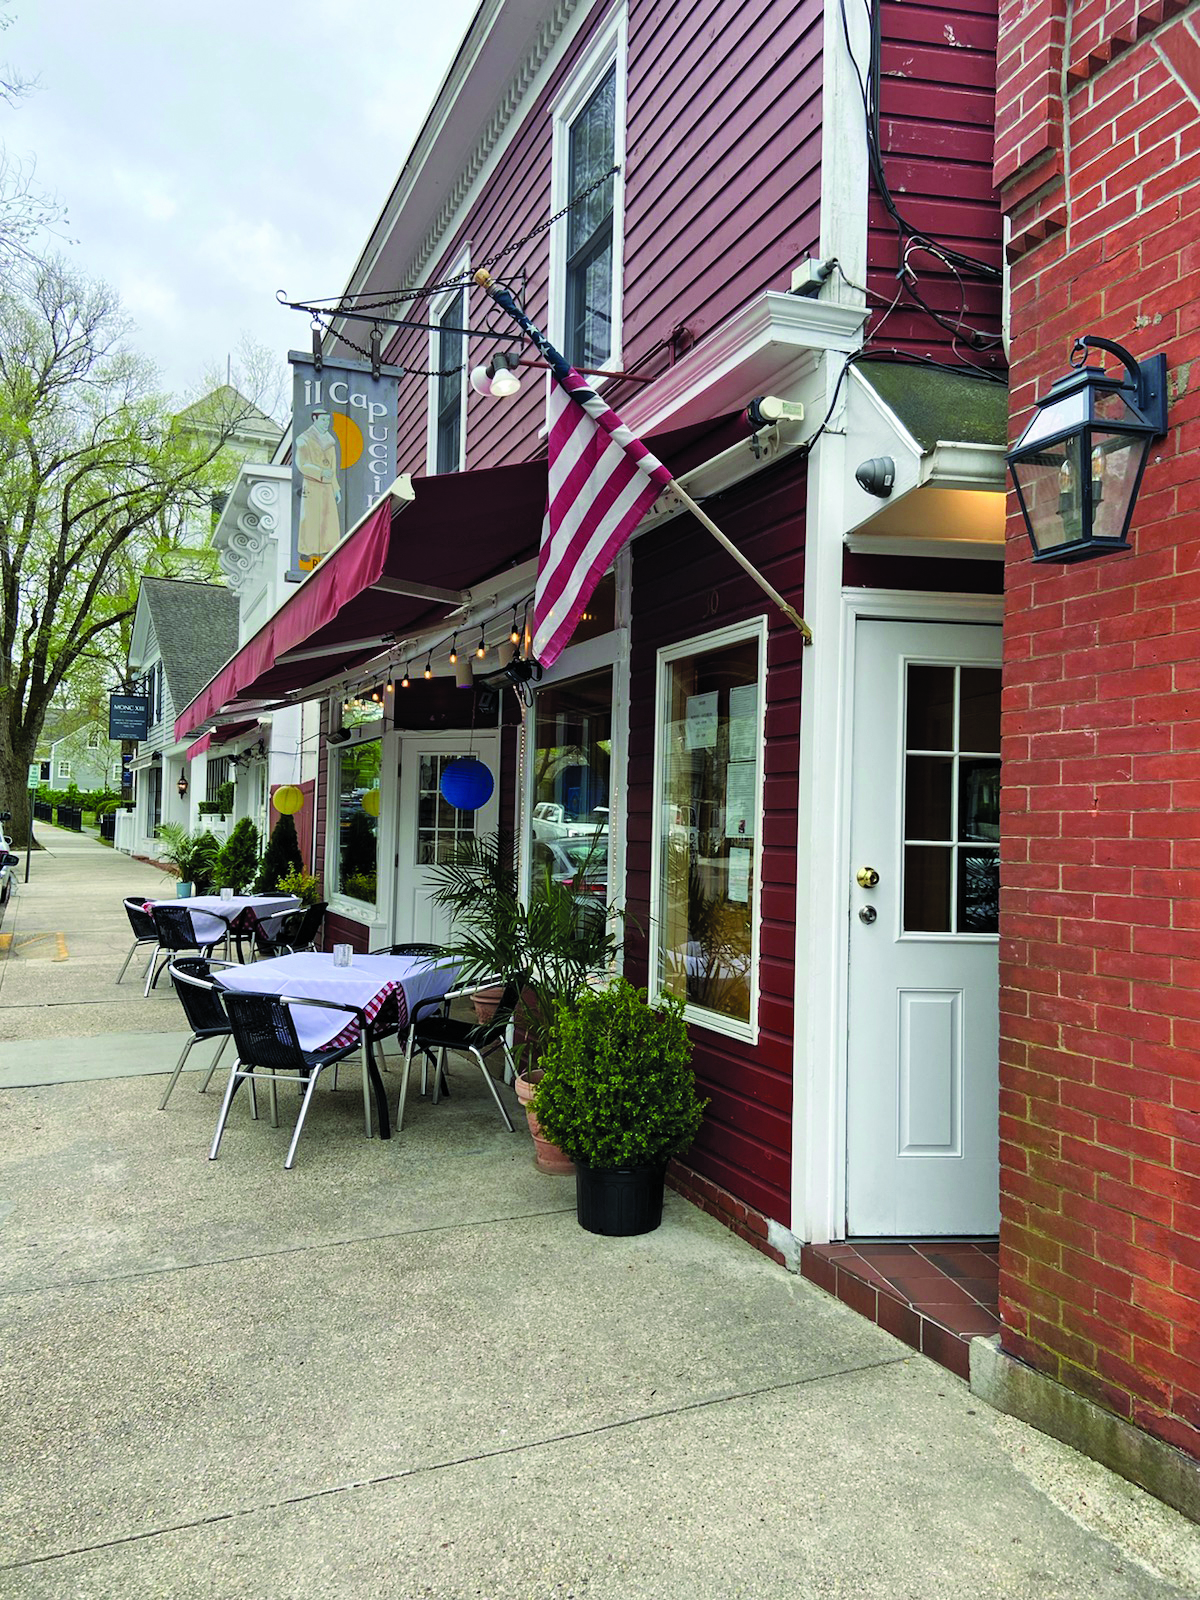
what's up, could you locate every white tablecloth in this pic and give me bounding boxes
[215,951,459,1052]
[145,893,299,946]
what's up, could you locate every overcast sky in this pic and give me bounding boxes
[3,0,480,407]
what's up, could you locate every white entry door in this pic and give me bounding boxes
[393,732,500,945]
[846,619,1001,1236]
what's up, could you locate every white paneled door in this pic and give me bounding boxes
[393,732,499,946]
[846,620,1001,1236]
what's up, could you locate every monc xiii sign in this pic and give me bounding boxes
[288,351,401,578]
[108,694,149,741]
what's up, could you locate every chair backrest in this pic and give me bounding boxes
[222,990,308,1073]
[373,941,443,958]
[123,897,158,942]
[291,901,327,949]
[151,902,205,951]
[169,958,231,1037]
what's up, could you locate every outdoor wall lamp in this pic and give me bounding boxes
[469,351,522,398]
[1007,335,1168,563]
[176,773,188,798]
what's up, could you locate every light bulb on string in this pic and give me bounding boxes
[423,654,433,681]
[448,635,458,665]
[476,625,487,659]
[509,608,520,645]
[401,664,411,689]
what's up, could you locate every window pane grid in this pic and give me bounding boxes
[416,753,477,866]
[565,65,616,369]
[902,663,1000,935]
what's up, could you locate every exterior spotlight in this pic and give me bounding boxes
[1007,335,1168,563]
[471,351,522,398]
[176,773,188,798]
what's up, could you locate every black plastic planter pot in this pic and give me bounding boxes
[575,1162,665,1236]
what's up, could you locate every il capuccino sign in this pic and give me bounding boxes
[288,351,401,577]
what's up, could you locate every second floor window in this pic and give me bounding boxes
[565,66,617,371]
[434,289,465,474]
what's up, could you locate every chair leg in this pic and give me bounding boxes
[433,1047,448,1105]
[396,1029,417,1132]
[158,1035,196,1111]
[209,1061,246,1160]
[284,1067,325,1170]
[116,939,142,985]
[144,952,165,998]
[247,1072,259,1121]
[198,1036,229,1094]
[469,1047,515,1132]
[361,1036,373,1138]
[268,1069,279,1129]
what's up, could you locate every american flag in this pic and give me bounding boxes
[531,367,674,667]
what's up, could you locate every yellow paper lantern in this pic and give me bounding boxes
[272,785,304,815]
[361,788,381,818]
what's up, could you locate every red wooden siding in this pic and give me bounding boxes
[867,0,1004,367]
[625,456,808,1226]
[363,0,826,479]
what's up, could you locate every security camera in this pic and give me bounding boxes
[855,456,895,498]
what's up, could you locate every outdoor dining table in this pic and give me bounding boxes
[213,951,460,1143]
[216,950,460,1056]
[143,892,299,947]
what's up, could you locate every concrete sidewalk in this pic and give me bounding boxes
[0,830,1197,1597]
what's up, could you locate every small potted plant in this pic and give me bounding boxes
[531,977,706,1236]
[156,823,220,897]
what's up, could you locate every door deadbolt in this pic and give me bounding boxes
[856,866,880,889]
[858,904,877,924]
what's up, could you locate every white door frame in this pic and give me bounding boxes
[792,587,1003,1244]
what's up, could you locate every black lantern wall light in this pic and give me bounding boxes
[1007,335,1168,563]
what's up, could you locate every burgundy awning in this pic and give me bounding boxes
[174,412,746,740]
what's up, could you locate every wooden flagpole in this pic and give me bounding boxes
[474,270,813,645]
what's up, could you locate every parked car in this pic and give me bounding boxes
[532,834,609,898]
[0,839,18,924]
[531,801,609,845]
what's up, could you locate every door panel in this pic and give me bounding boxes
[394,734,499,945]
[846,620,1000,1236]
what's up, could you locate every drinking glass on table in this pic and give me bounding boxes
[219,887,234,900]
[333,944,353,968]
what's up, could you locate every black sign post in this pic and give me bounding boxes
[108,694,149,741]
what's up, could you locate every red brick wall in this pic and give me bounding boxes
[996,0,1200,1459]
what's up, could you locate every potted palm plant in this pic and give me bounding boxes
[156,823,220,897]
[429,833,619,1174]
[531,978,706,1235]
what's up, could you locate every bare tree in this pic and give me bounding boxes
[0,258,265,843]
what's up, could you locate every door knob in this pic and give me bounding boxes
[858,905,877,924]
[856,866,880,888]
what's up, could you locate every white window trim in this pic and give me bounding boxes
[648,615,767,1046]
[325,720,390,927]
[547,6,628,377]
[57,761,72,780]
[425,250,471,476]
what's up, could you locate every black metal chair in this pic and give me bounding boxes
[209,989,390,1170]
[368,942,444,958]
[146,903,230,996]
[252,902,327,960]
[396,974,521,1134]
[161,958,236,1110]
[117,897,159,987]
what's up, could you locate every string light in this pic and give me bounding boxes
[448,635,458,664]
[370,685,382,703]
[476,624,487,659]
[509,608,520,645]
[401,663,410,689]
[423,653,433,680]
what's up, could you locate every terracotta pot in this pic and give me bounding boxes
[514,1071,574,1175]
[471,984,504,1023]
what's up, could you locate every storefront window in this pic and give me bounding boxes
[530,668,612,910]
[337,738,381,904]
[655,628,762,1028]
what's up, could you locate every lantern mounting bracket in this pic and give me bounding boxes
[1072,335,1168,435]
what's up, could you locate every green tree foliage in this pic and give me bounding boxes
[0,258,264,844]
[255,811,303,893]
[213,817,259,895]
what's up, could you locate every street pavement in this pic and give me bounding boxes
[0,826,1197,1598]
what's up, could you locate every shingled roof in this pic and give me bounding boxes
[138,579,240,716]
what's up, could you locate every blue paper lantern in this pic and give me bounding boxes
[439,756,494,811]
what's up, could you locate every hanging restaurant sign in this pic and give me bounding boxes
[108,693,149,741]
[288,351,401,579]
